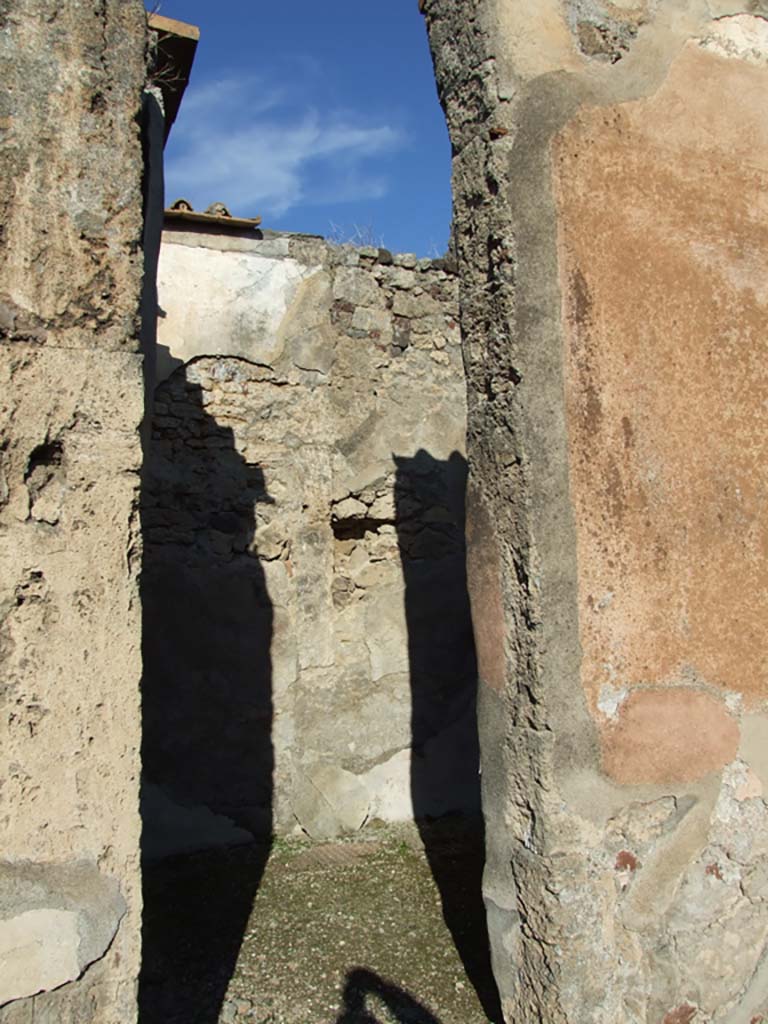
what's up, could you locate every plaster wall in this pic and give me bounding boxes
[142,228,476,847]
[0,1,148,1020]
[424,1,768,1021]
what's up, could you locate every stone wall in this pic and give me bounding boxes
[141,227,476,847]
[0,1,148,1020]
[424,1,768,1021]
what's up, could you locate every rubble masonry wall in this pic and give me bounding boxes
[141,228,477,846]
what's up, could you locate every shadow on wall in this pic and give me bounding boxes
[394,450,502,1024]
[138,363,274,1024]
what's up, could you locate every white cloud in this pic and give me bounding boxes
[175,76,284,121]
[165,76,402,218]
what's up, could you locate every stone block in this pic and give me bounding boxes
[332,267,383,308]
[0,911,81,1006]
[392,290,441,320]
[350,306,391,337]
[332,496,368,520]
[292,764,370,838]
[0,862,126,1007]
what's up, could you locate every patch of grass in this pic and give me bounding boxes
[270,834,311,856]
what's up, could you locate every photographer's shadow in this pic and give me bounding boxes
[335,969,443,1024]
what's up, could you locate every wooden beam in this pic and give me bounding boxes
[147,13,200,42]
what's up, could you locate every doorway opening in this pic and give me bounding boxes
[139,7,499,1023]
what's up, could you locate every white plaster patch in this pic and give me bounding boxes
[699,15,768,65]
[724,691,744,715]
[713,760,767,847]
[359,748,413,822]
[738,714,768,791]
[364,586,409,681]
[734,765,763,801]
[156,242,317,377]
[597,683,628,721]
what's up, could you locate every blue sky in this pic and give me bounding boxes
[149,1,452,256]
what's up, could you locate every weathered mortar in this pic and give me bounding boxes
[141,228,477,847]
[423,1,768,1021]
[0,0,148,1020]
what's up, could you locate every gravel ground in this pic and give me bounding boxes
[139,819,502,1024]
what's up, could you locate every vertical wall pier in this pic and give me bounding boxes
[0,2,149,1020]
[424,1,768,1021]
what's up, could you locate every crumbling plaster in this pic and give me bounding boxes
[424,0,768,1020]
[0,1,149,1019]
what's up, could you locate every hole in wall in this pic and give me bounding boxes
[24,440,63,482]
[331,517,392,542]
